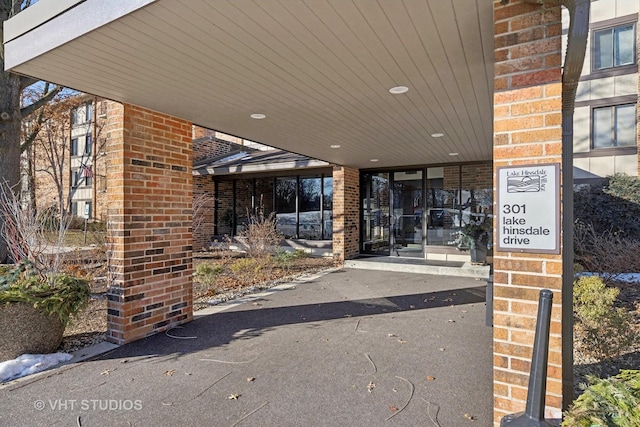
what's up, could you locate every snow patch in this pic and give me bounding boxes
[0,353,72,383]
[579,272,640,283]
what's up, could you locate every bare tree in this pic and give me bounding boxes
[1,1,63,261]
[30,96,105,218]
[0,180,71,274]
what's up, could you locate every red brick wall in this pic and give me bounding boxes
[192,136,245,163]
[493,0,564,423]
[332,166,359,262]
[192,125,216,140]
[462,163,493,189]
[216,180,234,236]
[105,103,193,344]
[193,175,214,251]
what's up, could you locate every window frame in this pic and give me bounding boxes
[85,135,92,155]
[71,138,78,156]
[591,103,637,150]
[71,168,80,188]
[590,17,637,76]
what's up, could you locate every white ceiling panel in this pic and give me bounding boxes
[6,0,494,169]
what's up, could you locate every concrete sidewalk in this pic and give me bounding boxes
[0,268,493,426]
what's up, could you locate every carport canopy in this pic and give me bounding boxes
[4,0,494,168]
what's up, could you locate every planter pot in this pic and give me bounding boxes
[470,245,488,265]
[0,302,65,362]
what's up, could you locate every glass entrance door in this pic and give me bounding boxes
[361,172,391,255]
[361,170,424,257]
[392,170,424,257]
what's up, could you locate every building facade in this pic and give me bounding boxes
[570,0,640,183]
[26,95,109,222]
[7,1,619,422]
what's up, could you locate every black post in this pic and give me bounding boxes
[500,289,554,427]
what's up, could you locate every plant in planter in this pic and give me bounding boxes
[453,217,491,264]
[0,261,90,361]
[0,182,91,362]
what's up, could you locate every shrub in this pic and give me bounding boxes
[275,249,308,261]
[273,248,308,267]
[573,276,637,363]
[605,173,640,204]
[562,370,640,427]
[194,262,222,288]
[237,207,282,259]
[574,222,640,283]
[0,261,90,327]
[229,257,262,275]
[574,173,640,238]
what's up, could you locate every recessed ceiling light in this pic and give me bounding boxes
[448,152,459,156]
[431,132,445,138]
[389,86,409,95]
[250,113,266,119]
[370,158,379,162]
[330,144,341,149]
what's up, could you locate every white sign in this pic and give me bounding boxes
[496,164,559,254]
[83,204,90,220]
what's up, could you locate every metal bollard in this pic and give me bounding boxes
[500,289,554,427]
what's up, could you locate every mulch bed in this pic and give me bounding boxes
[58,252,335,353]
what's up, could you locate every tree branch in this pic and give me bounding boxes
[20,85,62,118]
[20,110,45,153]
[19,76,40,91]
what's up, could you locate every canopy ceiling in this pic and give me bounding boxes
[5,0,495,169]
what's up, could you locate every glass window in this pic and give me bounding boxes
[392,171,423,256]
[71,138,78,156]
[426,166,460,246]
[593,104,636,148]
[71,169,80,187]
[361,172,390,254]
[299,177,321,239]
[594,24,635,70]
[323,177,333,240]
[85,135,92,155]
[275,177,297,238]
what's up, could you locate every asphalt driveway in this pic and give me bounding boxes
[0,268,492,426]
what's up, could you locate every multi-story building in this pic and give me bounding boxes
[26,95,109,221]
[567,0,639,183]
[28,97,278,229]
[10,1,624,419]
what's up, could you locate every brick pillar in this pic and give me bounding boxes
[493,1,564,423]
[106,103,193,344]
[332,166,359,263]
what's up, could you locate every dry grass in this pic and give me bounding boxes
[59,251,335,353]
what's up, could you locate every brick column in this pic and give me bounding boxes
[106,103,193,344]
[493,1,565,423]
[332,166,359,263]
